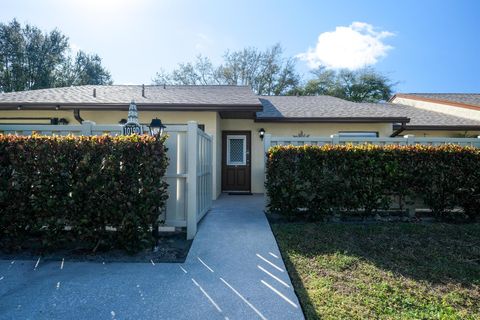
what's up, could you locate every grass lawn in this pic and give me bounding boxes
[272,223,480,320]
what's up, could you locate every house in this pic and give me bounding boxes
[390,93,480,134]
[1,85,480,198]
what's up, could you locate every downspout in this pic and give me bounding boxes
[390,122,407,137]
[73,109,84,124]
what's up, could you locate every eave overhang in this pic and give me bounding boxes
[394,124,480,131]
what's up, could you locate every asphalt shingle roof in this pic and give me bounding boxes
[397,93,480,108]
[1,85,480,128]
[258,96,408,119]
[258,95,480,128]
[0,85,261,106]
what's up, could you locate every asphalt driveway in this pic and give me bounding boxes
[0,194,303,320]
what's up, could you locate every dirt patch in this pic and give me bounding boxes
[0,231,192,263]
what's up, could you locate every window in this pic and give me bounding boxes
[338,131,379,138]
[227,135,246,165]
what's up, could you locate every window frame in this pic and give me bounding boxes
[338,131,379,138]
[226,135,247,166]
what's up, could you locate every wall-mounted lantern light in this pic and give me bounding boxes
[58,118,69,125]
[259,128,265,140]
[148,118,166,138]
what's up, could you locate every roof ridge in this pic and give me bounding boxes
[0,84,253,92]
[398,92,480,95]
[260,95,390,106]
[0,84,100,94]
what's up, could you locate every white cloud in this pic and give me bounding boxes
[298,22,394,70]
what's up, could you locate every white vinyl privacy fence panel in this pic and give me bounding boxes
[264,134,480,153]
[0,121,123,136]
[0,120,213,239]
[196,126,213,222]
[164,121,213,239]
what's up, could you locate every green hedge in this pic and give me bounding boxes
[0,134,169,253]
[266,144,480,221]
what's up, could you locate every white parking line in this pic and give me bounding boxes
[192,278,223,313]
[269,252,279,259]
[150,260,155,266]
[60,258,64,270]
[258,265,290,288]
[179,266,188,274]
[256,254,284,272]
[261,280,298,309]
[34,257,41,270]
[220,277,267,320]
[197,257,214,273]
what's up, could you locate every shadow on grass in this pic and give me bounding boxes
[272,222,480,319]
[278,247,321,319]
[273,222,480,287]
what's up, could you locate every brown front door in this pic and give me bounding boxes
[222,131,251,192]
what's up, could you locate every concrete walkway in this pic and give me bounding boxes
[0,195,303,320]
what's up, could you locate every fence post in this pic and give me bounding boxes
[330,134,339,145]
[187,121,198,240]
[263,134,272,161]
[406,203,416,218]
[263,134,272,210]
[81,120,95,135]
[404,134,415,145]
[209,134,214,203]
[402,134,417,216]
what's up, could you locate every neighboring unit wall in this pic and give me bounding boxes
[402,130,480,138]
[392,97,480,121]
[220,119,393,193]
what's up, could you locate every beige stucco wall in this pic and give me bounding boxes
[220,119,393,194]
[0,110,77,124]
[215,113,222,198]
[393,97,480,121]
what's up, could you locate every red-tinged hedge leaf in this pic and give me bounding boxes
[265,144,480,221]
[0,134,169,253]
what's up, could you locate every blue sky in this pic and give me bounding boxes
[1,0,479,93]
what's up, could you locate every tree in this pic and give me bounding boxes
[165,55,219,85]
[152,44,300,95]
[291,67,395,102]
[55,51,112,87]
[0,19,112,93]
